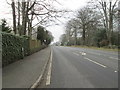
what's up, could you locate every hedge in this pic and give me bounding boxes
[2,32,48,67]
[22,35,30,56]
[0,30,2,66]
[2,33,30,67]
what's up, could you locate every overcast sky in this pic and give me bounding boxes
[0,0,89,43]
[48,0,89,43]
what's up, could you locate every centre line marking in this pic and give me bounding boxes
[109,57,118,60]
[73,52,79,56]
[81,52,86,56]
[114,71,117,72]
[46,49,53,85]
[84,57,107,68]
[79,52,82,53]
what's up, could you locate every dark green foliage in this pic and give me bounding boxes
[111,31,119,46]
[37,26,53,45]
[94,28,107,43]
[99,40,109,47]
[1,19,12,33]
[37,26,45,44]
[93,28,108,47]
[2,33,30,67]
[93,28,118,48]
[22,35,30,56]
[44,30,53,45]
[45,37,51,45]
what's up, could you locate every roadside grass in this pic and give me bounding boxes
[67,45,119,52]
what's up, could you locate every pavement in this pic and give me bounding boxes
[2,47,51,88]
[38,46,118,88]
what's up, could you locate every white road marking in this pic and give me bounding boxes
[114,71,117,72]
[46,50,53,85]
[84,57,107,68]
[79,52,82,54]
[30,48,50,88]
[79,52,86,55]
[31,75,42,88]
[81,52,86,56]
[109,57,118,60]
[73,52,79,56]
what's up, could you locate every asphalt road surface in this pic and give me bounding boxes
[42,46,118,88]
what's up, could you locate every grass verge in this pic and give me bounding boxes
[68,45,119,52]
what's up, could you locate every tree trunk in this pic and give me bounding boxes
[18,1,20,35]
[108,1,113,45]
[28,19,32,38]
[28,12,33,38]
[101,1,117,46]
[11,0,16,34]
[22,1,26,35]
[74,29,77,45]
[82,25,86,45]
[104,2,109,40]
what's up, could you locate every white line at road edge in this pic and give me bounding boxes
[30,75,42,88]
[30,49,51,89]
[46,49,53,85]
[84,57,107,68]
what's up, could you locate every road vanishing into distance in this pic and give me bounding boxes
[40,46,118,88]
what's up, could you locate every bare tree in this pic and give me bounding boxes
[65,18,80,45]
[20,0,68,37]
[7,0,70,38]
[90,0,119,45]
[65,6,102,46]
[76,7,99,45]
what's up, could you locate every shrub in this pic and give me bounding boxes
[22,35,30,56]
[2,32,47,67]
[99,40,109,47]
[2,33,30,67]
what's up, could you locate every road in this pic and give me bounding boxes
[40,46,118,88]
